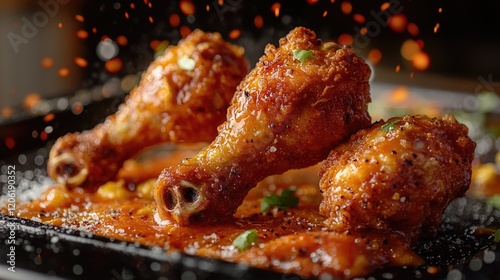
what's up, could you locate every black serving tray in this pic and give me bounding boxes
[1,144,500,280]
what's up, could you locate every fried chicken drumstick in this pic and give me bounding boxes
[319,115,476,244]
[48,30,248,191]
[155,27,372,226]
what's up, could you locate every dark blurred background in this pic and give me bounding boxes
[1,0,500,156]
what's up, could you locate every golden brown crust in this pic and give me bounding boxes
[47,30,248,191]
[319,114,476,243]
[155,27,372,225]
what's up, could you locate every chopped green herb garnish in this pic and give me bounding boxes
[178,55,196,71]
[486,195,500,210]
[380,120,399,133]
[261,188,299,213]
[232,229,258,252]
[293,49,314,63]
[494,229,500,243]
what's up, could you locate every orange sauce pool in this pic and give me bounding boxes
[1,145,423,279]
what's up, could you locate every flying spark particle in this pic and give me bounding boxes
[323,11,328,17]
[125,12,129,19]
[74,57,88,68]
[353,13,365,23]
[381,2,390,11]
[43,113,55,122]
[395,65,401,73]
[76,30,89,39]
[271,3,281,17]
[434,23,440,33]
[75,14,84,22]
[229,29,241,39]
[438,7,443,13]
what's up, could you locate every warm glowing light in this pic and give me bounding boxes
[71,102,83,115]
[76,30,89,39]
[411,52,430,71]
[341,1,352,14]
[407,23,419,36]
[1,107,13,118]
[92,27,97,34]
[74,57,88,68]
[254,15,264,28]
[400,39,420,61]
[40,131,48,141]
[323,11,328,17]
[434,23,440,33]
[149,16,154,23]
[271,3,281,17]
[395,65,401,73]
[368,48,382,65]
[58,68,70,77]
[388,14,407,33]
[307,0,320,4]
[43,113,55,122]
[206,5,210,11]
[180,26,191,38]
[416,39,425,49]
[360,27,367,35]
[5,138,15,149]
[380,2,390,11]
[229,29,241,39]
[353,13,365,23]
[438,7,443,13]
[180,0,196,16]
[125,12,129,19]
[105,58,123,74]
[75,14,84,22]
[389,86,410,103]
[41,57,54,68]
[24,93,41,109]
[169,14,180,27]
[337,34,353,45]
[58,22,63,28]
[116,35,128,46]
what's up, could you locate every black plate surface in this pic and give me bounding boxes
[1,146,500,280]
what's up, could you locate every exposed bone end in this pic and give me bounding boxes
[48,137,89,189]
[155,178,209,226]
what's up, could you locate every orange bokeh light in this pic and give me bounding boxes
[41,57,54,68]
[24,92,41,110]
[337,34,353,45]
[180,0,195,16]
[105,58,123,74]
[58,68,70,77]
[254,15,264,28]
[169,14,180,27]
[388,14,407,33]
[229,29,241,39]
[412,52,430,71]
[368,48,382,65]
[341,1,352,14]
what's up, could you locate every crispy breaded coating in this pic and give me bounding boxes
[155,27,372,225]
[319,115,476,243]
[47,30,248,191]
